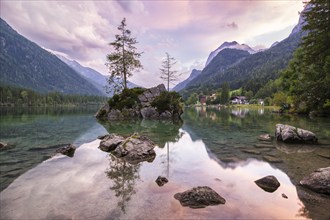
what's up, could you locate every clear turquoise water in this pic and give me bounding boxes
[0,106,107,191]
[0,106,329,219]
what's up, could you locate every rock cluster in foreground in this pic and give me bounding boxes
[275,124,318,144]
[99,133,156,164]
[174,186,226,208]
[300,166,330,195]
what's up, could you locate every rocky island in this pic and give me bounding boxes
[96,84,183,120]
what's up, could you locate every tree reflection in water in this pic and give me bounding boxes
[105,154,140,213]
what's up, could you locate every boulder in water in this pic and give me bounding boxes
[275,124,317,144]
[174,186,226,208]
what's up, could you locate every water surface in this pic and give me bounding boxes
[1,106,329,219]
[0,106,107,191]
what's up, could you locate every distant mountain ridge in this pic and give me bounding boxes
[180,32,303,98]
[172,69,201,92]
[57,55,141,96]
[0,18,103,96]
[178,5,307,98]
[205,41,255,66]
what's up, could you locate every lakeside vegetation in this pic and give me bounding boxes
[0,86,107,107]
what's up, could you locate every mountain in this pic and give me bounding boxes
[270,41,279,48]
[181,32,303,98]
[172,69,201,92]
[57,55,108,96]
[205,41,255,66]
[0,18,103,96]
[180,6,307,98]
[290,4,309,36]
[58,55,141,96]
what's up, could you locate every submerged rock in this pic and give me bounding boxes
[55,144,76,157]
[241,149,261,155]
[263,155,283,163]
[258,134,272,141]
[300,167,330,195]
[155,176,168,186]
[174,186,226,209]
[0,142,11,150]
[282,193,288,199]
[275,124,318,144]
[255,175,281,192]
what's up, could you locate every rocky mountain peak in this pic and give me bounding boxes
[205,41,255,67]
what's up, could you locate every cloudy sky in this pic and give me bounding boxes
[1,0,304,88]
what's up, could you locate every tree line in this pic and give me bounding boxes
[0,86,107,106]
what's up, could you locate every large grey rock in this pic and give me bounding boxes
[95,103,110,118]
[174,186,226,208]
[107,109,124,120]
[300,167,330,195]
[111,133,156,164]
[255,175,280,192]
[99,134,125,152]
[159,111,172,119]
[138,94,148,102]
[150,84,166,95]
[140,107,159,119]
[121,108,140,118]
[296,185,330,220]
[275,124,318,144]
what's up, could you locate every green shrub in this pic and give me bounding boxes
[108,87,145,110]
[151,91,182,114]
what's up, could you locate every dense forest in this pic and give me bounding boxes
[0,86,106,106]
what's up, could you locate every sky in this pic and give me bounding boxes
[0,0,305,88]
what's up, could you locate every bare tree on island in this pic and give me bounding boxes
[106,18,142,94]
[160,52,182,91]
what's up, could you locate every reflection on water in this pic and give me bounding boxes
[0,130,320,219]
[106,155,140,214]
[0,106,107,191]
[0,106,329,219]
[99,119,183,148]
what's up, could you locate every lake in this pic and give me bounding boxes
[0,106,329,219]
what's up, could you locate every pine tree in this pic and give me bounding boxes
[280,1,330,113]
[106,18,143,90]
[220,82,230,105]
[160,52,182,91]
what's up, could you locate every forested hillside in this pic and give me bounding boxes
[0,18,103,96]
[181,31,303,98]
